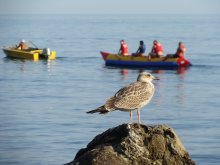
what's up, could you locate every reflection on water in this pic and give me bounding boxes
[47,60,51,72]
[42,59,56,72]
[3,57,57,73]
[120,69,129,80]
[151,70,164,74]
[151,67,189,76]
[120,69,129,75]
[118,67,189,77]
[177,67,189,76]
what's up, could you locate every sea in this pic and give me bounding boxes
[0,14,220,165]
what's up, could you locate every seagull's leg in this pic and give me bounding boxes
[137,109,141,124]
[129,111,132,123]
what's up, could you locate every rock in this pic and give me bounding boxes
[65,123,195,165]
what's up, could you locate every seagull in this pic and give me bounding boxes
[87,72,159,123]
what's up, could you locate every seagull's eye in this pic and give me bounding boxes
[147,74,151,77]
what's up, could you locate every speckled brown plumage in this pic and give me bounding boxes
[87,72,158,123]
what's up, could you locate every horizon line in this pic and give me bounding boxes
[0,13,219,15]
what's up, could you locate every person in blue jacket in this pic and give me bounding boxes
[133,40,146,57]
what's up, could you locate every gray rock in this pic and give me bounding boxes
[65,123,195,165]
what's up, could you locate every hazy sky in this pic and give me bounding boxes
[0,0,219,14]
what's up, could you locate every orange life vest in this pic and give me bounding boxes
[154,43,163,54]
[176,45,186,58]
[121,43,128,55]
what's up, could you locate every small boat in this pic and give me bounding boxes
[100,51,191,68]
[2,47,56,61]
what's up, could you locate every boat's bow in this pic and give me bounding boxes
[100,51,110,60]
[3,47,39,60]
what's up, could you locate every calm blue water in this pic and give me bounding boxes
[0,14,220,165]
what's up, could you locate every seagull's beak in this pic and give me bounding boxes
[153,76,160,80]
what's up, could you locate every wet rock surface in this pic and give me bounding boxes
[65,123,195,165]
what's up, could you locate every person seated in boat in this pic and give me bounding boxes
[132,40,146,57]
[17,39,28,50]
[118,40,129,56]
[148,40,164,60]
[163,42,186,61]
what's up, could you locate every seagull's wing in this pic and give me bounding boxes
[113,82,154,110]
[87,82,154,114]
[104,96,116,110]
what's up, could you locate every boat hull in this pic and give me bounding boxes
[100,51,191,68]
[3,48,56,61]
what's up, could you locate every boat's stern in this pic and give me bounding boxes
[48,51,56,60]
[177,57,192,67]
[38,48,56,60]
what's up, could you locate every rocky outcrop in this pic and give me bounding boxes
[65,123,195,165]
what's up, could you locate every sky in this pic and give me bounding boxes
[0,0,219,15]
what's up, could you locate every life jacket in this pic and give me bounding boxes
[154,43,163,53]
[121,43,128,55]
[176,45,186,58]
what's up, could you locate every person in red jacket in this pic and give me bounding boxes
[163,42,186,61]
[118,40,129,56]
[175,42,186,58]
[148,40,164,60]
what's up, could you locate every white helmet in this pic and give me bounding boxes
[21,39,25,43]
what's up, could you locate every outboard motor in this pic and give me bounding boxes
[42,48,51,56]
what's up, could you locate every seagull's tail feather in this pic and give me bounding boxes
[87,105,110,114]
[87,97,116,115]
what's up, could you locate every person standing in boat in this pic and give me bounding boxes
[148,40,164,60]
[17,39,28,50]
[118,40,129,56]
[163,42,186,61]
[132,40,146,57]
